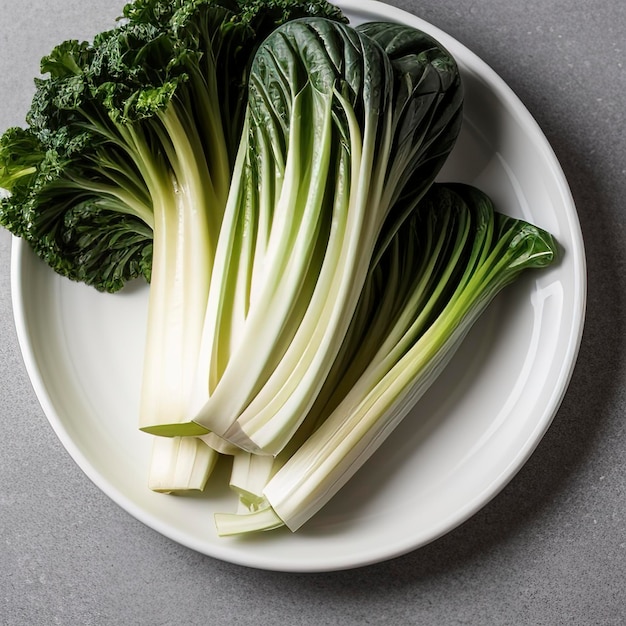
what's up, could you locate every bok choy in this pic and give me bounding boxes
[184,18,463,455]
[215,182,558,534]
[0,0,347,443]
[0,0,559,534]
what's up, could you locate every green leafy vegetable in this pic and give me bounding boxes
[0,0,347,440]
[0,2,559,533]
[183,18,463,454]
[214,182,558,534]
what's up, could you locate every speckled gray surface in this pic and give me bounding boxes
[0,1,624,624]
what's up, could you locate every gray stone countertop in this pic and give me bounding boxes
[1,1,624,624]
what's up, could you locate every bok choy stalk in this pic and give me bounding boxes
[214,182,558,534]
[185,18,463,455]
[148,436,219,492]
[229,451,277,512]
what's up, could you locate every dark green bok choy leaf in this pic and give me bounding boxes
[214,182,558,534]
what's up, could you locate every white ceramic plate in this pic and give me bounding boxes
[10,0,586,572]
